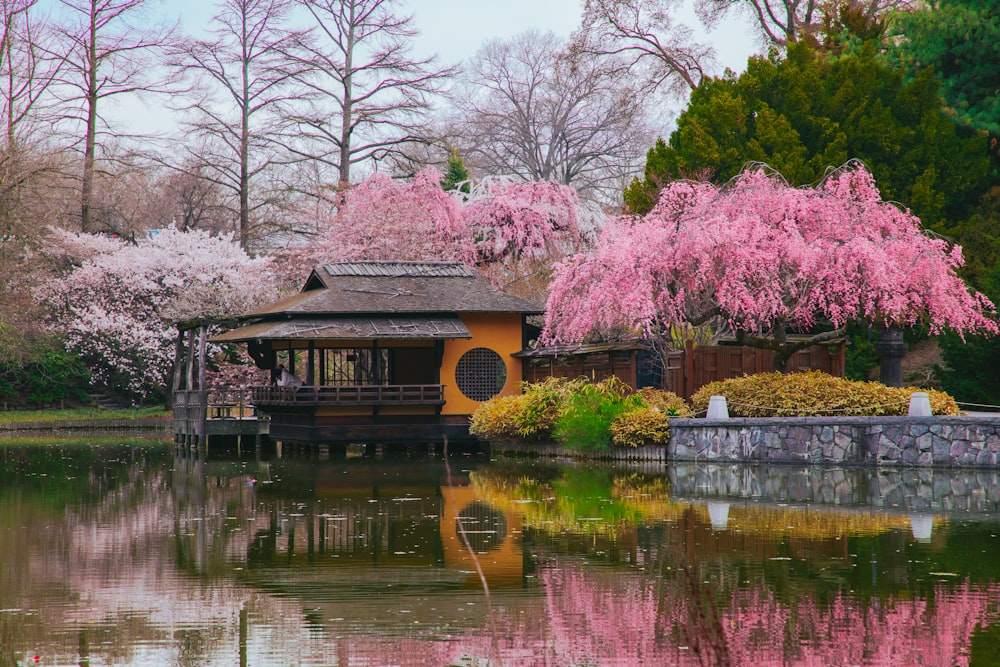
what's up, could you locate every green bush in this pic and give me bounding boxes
[690,371,959,417]
[553,381,643,452]
[516,376,586,438]
[0,338,91,409]
[470,376,692,449]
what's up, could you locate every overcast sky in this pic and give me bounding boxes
[402,0,759,74]
[54,0,761,136]
[157,0,759,69]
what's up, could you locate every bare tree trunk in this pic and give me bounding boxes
[239,12,251,249]
[80,2,98,232]
[337,1,353,186]
[55,0,177,234]
[278,0,455,187]
[168,0,301,251]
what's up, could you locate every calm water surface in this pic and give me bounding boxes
[1,437,999,667]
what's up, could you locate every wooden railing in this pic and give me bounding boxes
[251,384,445,407]
[173,388,255,420]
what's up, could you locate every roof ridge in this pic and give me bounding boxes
[321,261,476,278]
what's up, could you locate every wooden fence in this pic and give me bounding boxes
[664,341,845,399]
[522,341,845,401]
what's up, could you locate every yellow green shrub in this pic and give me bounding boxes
[515,376,584,438]
[470,376,693,447]
[610,407,672,447]
[635,387,695,417]
[690,371,959,417]
[469,394,528,440]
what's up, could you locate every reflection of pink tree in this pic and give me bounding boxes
[724,586,991,667]
[425,559,1000,667]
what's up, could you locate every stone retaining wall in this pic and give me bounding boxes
[669,415,1000,467]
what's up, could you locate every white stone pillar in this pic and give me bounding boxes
[908,392,932,417]
[707,395,729,419]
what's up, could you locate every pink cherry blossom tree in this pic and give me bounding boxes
[282,168,584,300]
[285,168,467,277]
[43,227,277,401]
[543,161,998,372]
[463,176,584,300]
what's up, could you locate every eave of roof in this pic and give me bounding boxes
[514,340,648,358]
[211,316,472,343]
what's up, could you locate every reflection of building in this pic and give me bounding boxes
[214,262,541,443]
[441,484,525,588]
[230,458,526,591]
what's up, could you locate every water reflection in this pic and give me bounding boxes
[0,439,998,666]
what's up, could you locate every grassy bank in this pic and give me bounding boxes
[0,406,171,425]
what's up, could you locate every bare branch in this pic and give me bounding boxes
[450,31,653,207]
[575,0,713,94]
[167,0,305,250]
[48,0,180,232]
[275,0,457,185]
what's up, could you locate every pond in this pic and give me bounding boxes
[1,436,999,667]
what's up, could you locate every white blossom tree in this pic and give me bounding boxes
[43,226,277,401]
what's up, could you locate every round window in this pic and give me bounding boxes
[455,347,507,402]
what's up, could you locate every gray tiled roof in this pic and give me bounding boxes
[243,261,543,317]
[321,261,476,278]
[212,316,472,342]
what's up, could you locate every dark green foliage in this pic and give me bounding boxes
[889,0,1000,138]
[624,41,991,229]
[439,150,471,194]
[970,622,1000,667]
[821,1,887,49]
[944,189,1000,292]
[936,266,1000,407]
[0,335,91,408]
[844,324,878,381]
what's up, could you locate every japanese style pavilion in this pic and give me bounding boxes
[213,261,542,444]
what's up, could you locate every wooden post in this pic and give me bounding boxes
[198,324,208,392]
[185,328,197,391]
[307,342,315,385]
[169,328,185,408]
[684,339,695,400]
[198,324,208,443]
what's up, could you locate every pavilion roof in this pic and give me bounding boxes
[242,261,543,318]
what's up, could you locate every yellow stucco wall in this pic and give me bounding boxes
[440,313,525,416]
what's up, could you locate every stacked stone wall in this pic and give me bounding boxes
[668,416,1000,467]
